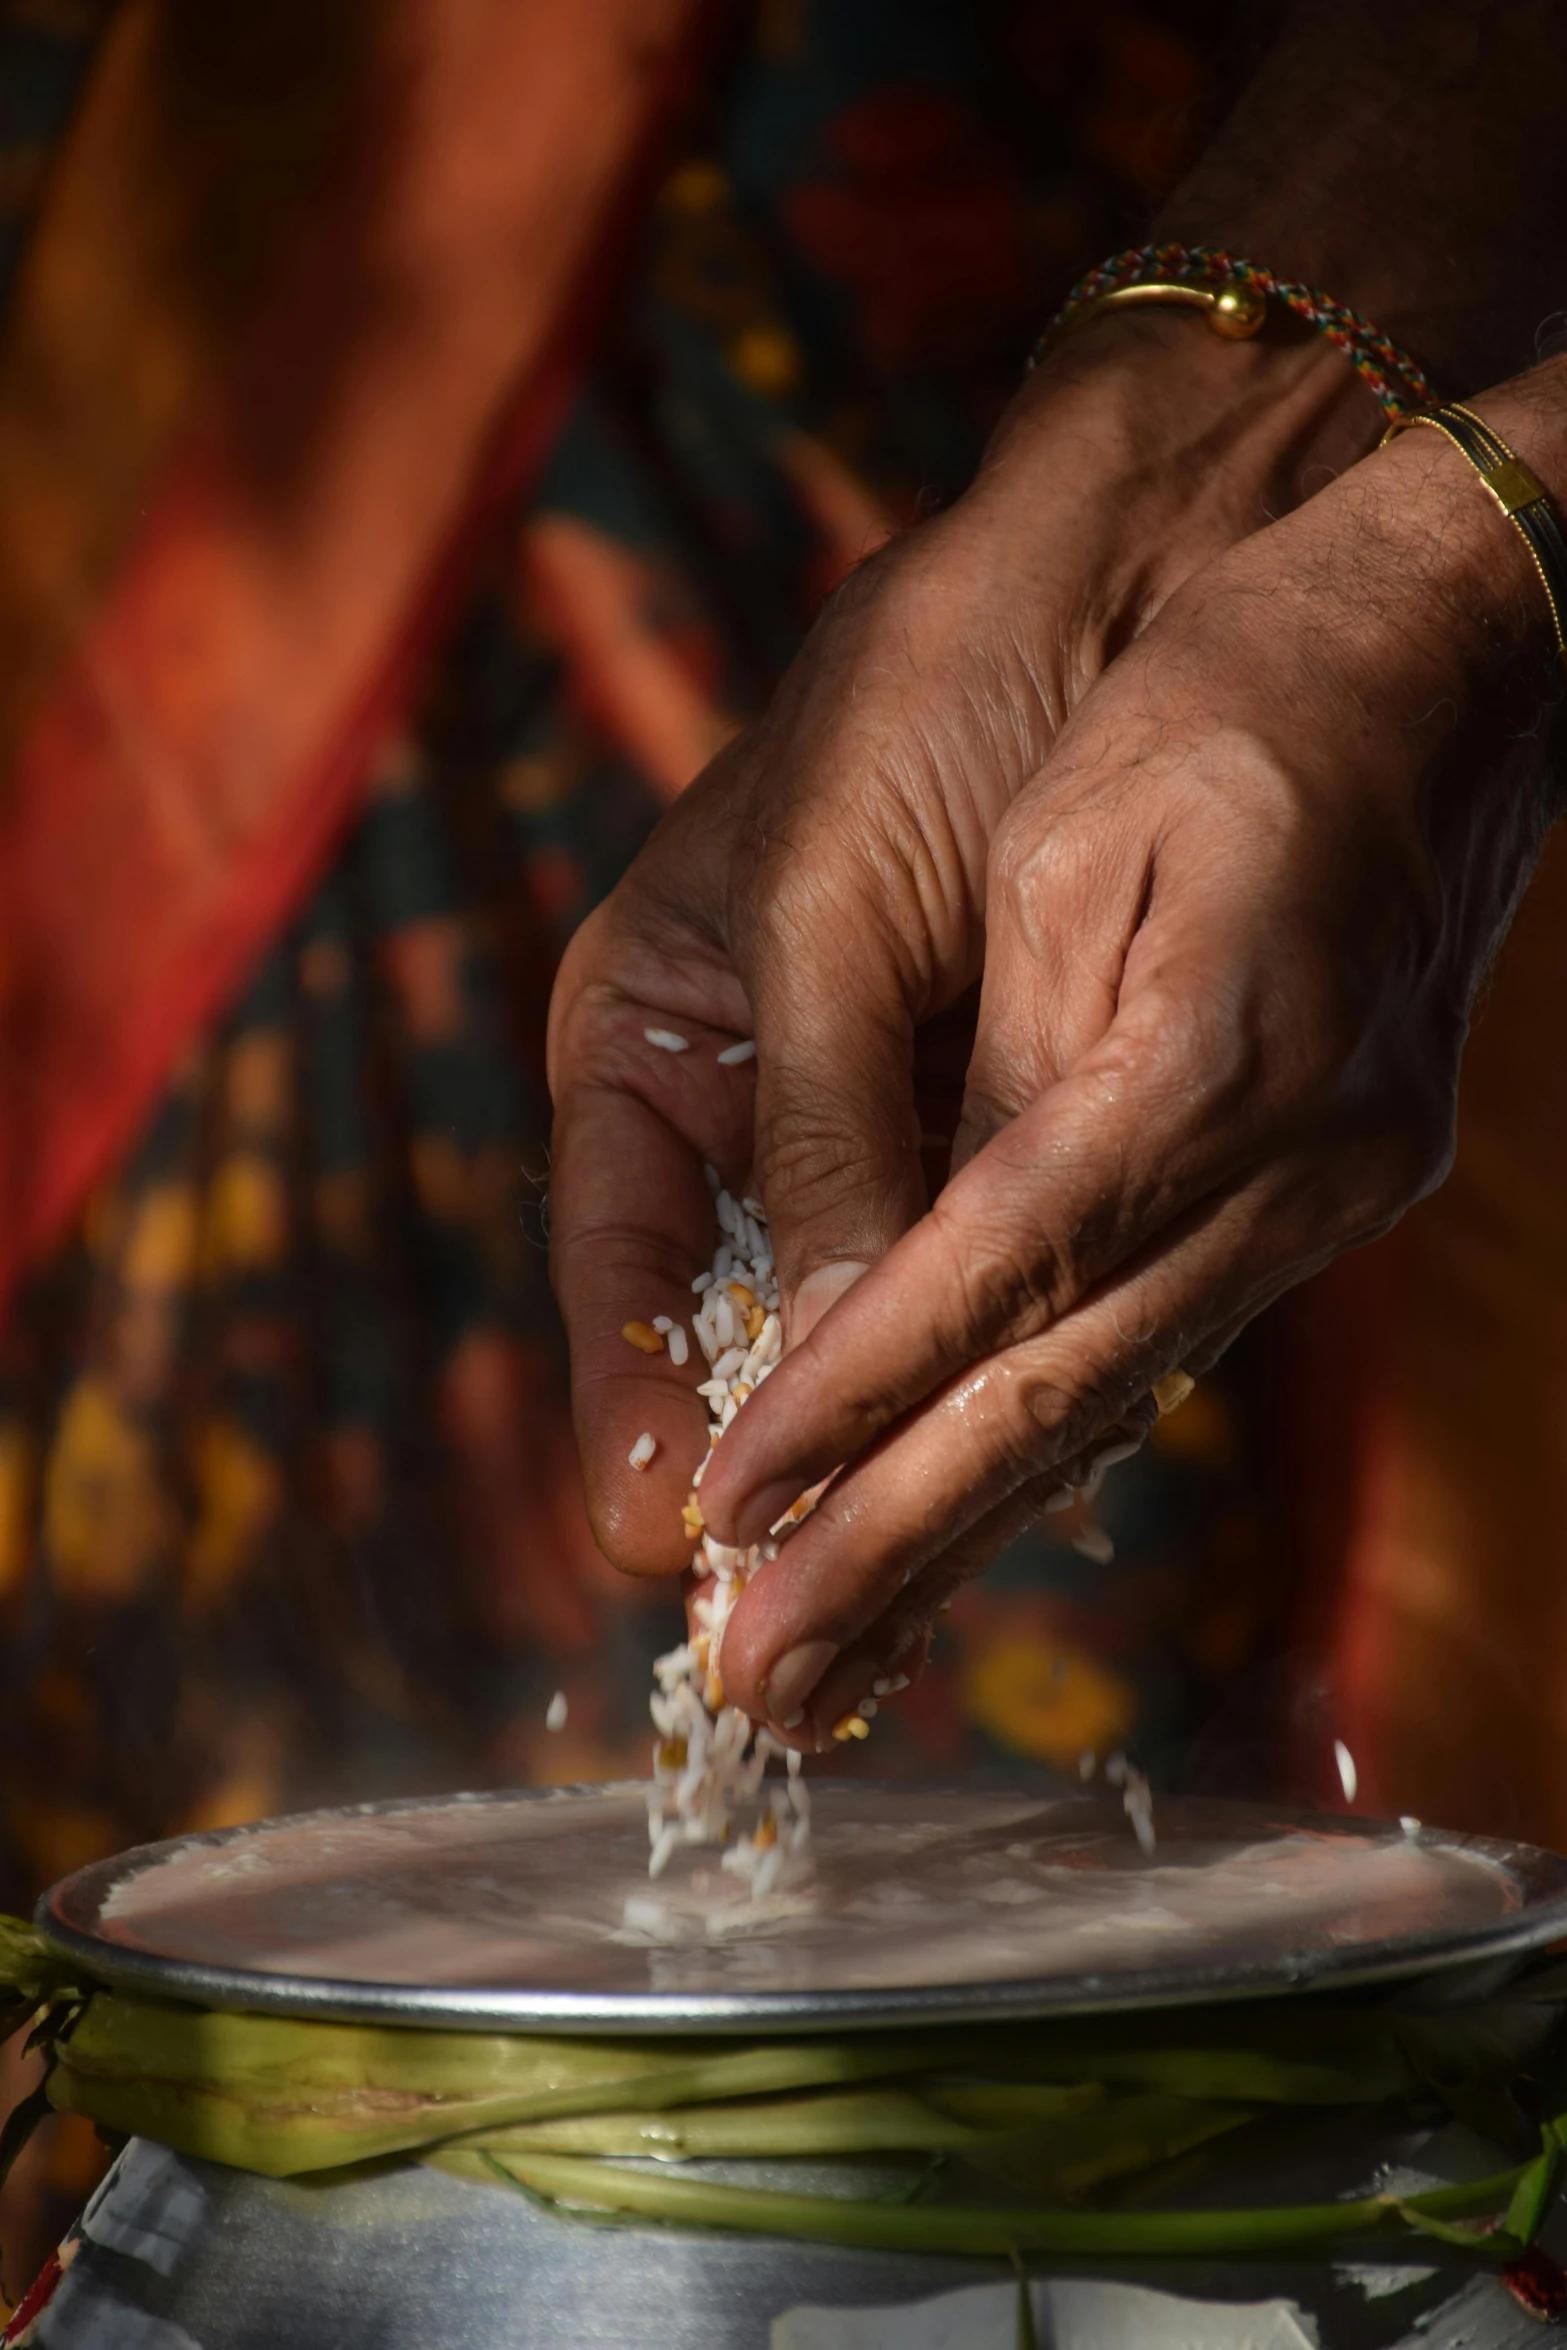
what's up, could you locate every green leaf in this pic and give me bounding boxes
[480,2148,1531,2259]
[1390,2200,1517,2257]
[961,2093,1254,2199]
[1503,2134,1563,2247]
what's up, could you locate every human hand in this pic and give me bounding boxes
[697,393,1563,1740]
[547,316,1376,1589]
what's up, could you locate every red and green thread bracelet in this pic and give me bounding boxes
[1033,242,1437,422]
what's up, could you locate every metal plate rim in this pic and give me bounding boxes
[37,1784,1567,2037]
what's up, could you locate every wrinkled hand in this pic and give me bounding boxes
[701,417,1558,1738]
[548,330,1550,1739]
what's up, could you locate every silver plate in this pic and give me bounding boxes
[37,1784,1567,2034]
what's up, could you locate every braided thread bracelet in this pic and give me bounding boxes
[1380,402,1567,673]
[1033,242,1436,422]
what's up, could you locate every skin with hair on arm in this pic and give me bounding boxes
[547,0,1567,1741]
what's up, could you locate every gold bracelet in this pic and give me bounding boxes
[1043,277,1270,348]
[1380,402,1567,671]
[1034,245,1437,420]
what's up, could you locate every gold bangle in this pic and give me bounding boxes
[1038,277,1269,357]
[1380,402,1567,672]
[1034,246,1436,419]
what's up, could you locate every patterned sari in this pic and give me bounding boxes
[0,0,1285,1914]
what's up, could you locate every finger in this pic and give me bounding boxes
[746,870,934,1347]
[549,976,758,1574]
[716,1167,1302,1725]
[700,946,1271,1549]
[784,1465,1102,1748]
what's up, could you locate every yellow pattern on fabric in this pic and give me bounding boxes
[962,1637,1136,1768]
[202,1153,288,1275]
[43,1377,172,1601]
[187,1417,281,1607]
[121,1183,200,1291]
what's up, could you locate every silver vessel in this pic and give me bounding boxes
[21,1786,1567,2349]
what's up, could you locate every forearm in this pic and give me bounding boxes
[1160,1,1567,391]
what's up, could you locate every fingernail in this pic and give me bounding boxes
[789,1260,868,1349]
[764,1639,839,1724]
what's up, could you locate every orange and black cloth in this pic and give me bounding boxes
[0,0,1300,1905]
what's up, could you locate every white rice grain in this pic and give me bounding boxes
[1334,1739,1359,1805]
[637,1186,817,1898]
[717,1040,757,1065]
[644,1028,690,1053]
[628,1431,657,1472]
[1125,1773,1157,1856]
[545,1691,568,1732]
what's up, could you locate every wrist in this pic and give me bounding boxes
[1156,360,1567,860]
[966,307,1382,616]
[1363,365,1567,706]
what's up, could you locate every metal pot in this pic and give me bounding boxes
[26,2133,1559,2349]
[21,1785,1567,2350]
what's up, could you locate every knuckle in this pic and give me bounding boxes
[927,1196,1072,1351]
[1306,1081,1457,1250]
[1000,1359,1121,1478]
[986,807,1071,936]
[1114,973,1263,1126]
[1357,1092,1458,1232]
[1380,1087,1457,1207]
[757,1105,899,1226]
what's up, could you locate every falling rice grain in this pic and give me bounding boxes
[545,1691,568,1732]
[1334,1739,1358,1805]
[637,1190,820,1899]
